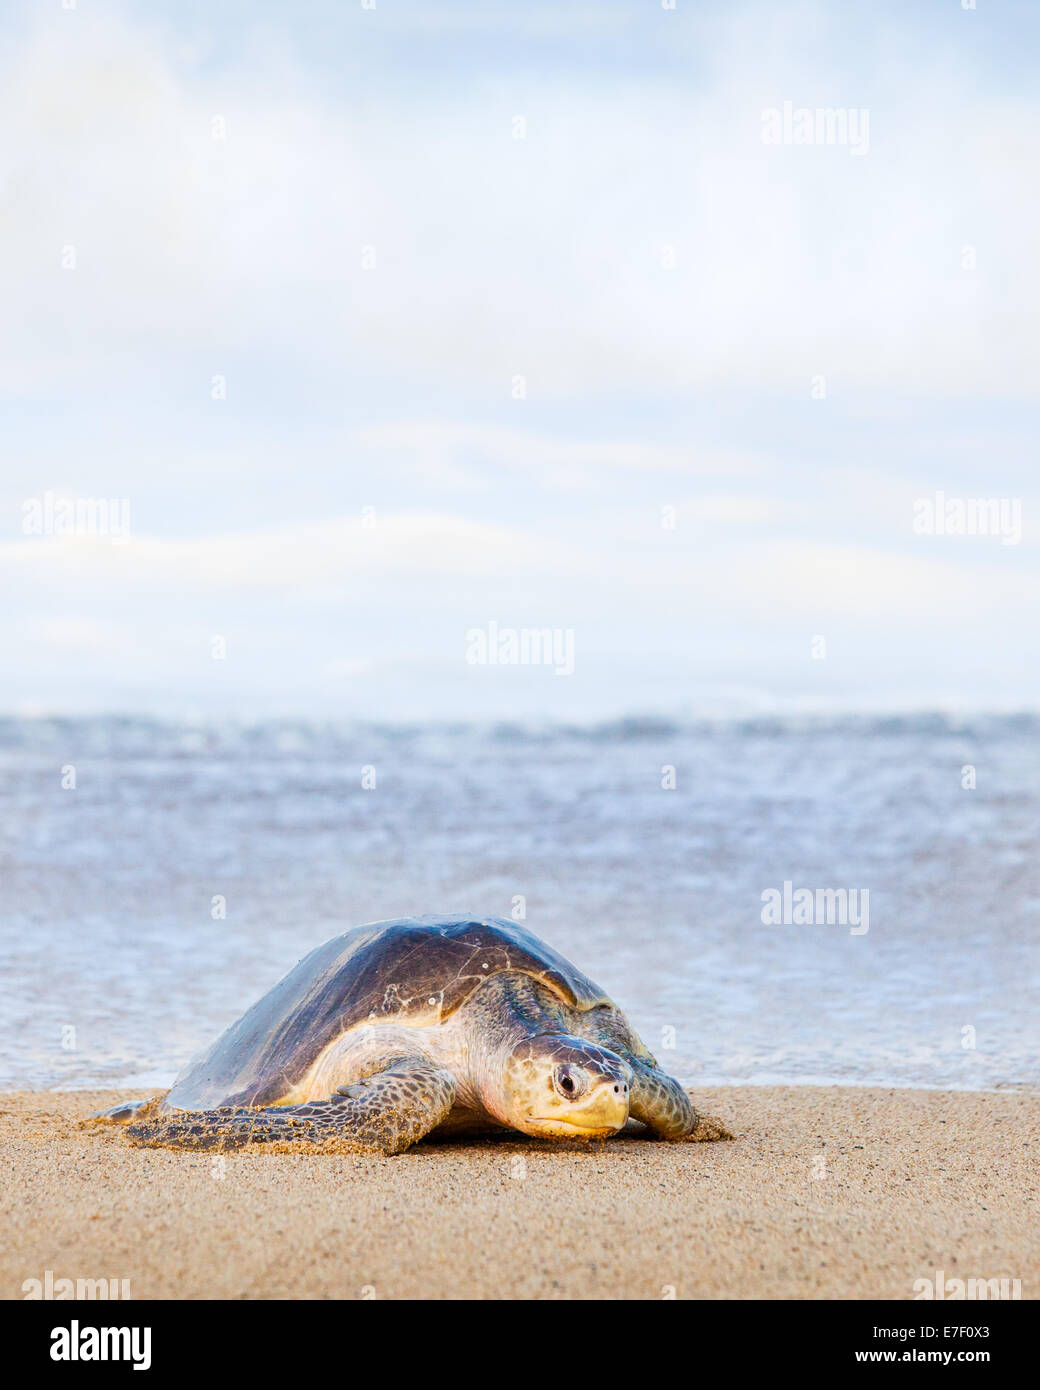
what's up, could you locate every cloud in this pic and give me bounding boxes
[3,3,1038,403]
[714,541,1040,621]
[1,2,1038,717]
[681,494,775,525]
[5,506,1032,630]
[0,513,572,592]
[22,615,123,652]
[355,422,767,482]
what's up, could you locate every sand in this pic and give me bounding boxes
[2,1086,1036,1300]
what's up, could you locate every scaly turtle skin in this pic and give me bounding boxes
[93,915,724,1154]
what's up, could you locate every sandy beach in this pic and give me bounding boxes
[2,1085,1036,1300]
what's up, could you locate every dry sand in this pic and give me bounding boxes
[2,1086,1036,1300]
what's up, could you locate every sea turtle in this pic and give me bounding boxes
[94,915,727,1154]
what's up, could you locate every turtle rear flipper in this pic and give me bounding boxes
[88,1098,158,1125]
[126,1058,456,1156]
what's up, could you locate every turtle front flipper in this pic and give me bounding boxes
[127,1059,457,1156]
[628,1060,734,1141]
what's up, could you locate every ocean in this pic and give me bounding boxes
[1,713,1036,1093]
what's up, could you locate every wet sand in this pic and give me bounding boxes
[2,1086,1036,1300]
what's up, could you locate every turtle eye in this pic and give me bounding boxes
[552,1064,587,1100]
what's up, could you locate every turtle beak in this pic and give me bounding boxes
[576,1077,630,1133]
[536,1072,631,1137]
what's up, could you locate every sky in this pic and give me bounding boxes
[2,0,1038,721]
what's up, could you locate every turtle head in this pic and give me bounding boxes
[496,1034,632,1139]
